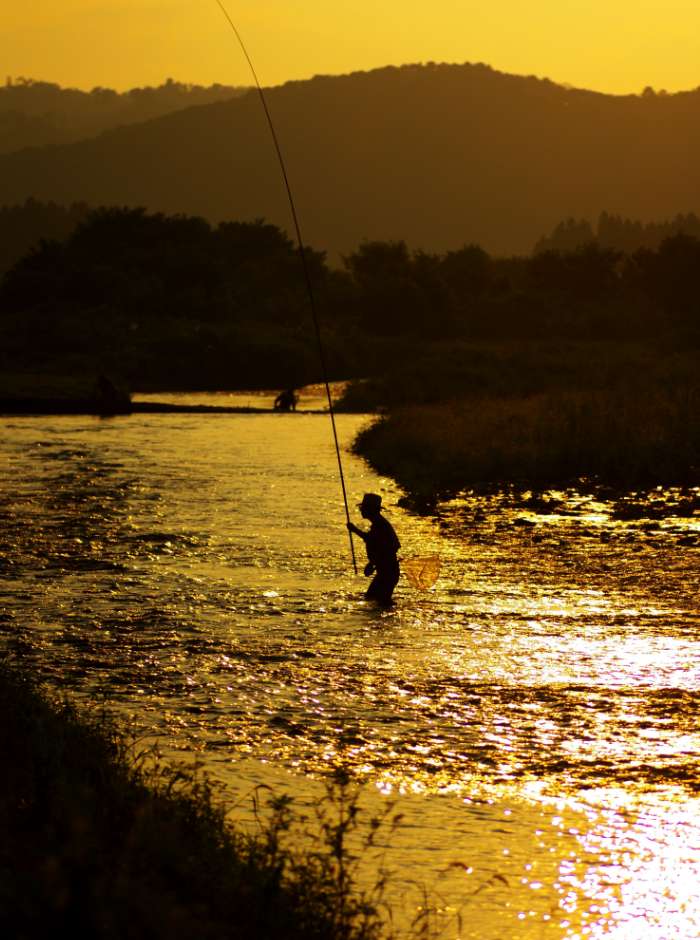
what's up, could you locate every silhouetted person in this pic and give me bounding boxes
[348,493,400,606]
[93,373,128,415]
[273,388,298,412]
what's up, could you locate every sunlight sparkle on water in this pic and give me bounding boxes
[1,408,698,939]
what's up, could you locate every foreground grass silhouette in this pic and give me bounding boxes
[0,665,391,940]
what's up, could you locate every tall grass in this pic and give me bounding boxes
[337,340,699,412]
[354,386,700,494]
[0,665,394,940]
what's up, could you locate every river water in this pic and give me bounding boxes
[1,391,699,939]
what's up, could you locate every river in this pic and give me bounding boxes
[1,390,699,939]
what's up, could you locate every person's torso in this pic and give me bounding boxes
[367,515,400,567]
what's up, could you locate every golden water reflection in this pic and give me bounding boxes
[0,404,698,938]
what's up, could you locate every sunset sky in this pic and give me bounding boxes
[2,0,699,95]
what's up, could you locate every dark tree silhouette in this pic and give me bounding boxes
[0,198,90,276]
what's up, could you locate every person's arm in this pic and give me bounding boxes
[347,521,367,541]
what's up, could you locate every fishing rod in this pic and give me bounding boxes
[214,1,358,575]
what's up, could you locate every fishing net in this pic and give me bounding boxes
[402,555,441,590]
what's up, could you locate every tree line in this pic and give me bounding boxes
[0,199,91,277]
[535,211,700,254]
[0,206,697,392]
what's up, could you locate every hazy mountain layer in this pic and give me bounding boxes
[1,63,698,257]
[0,79,245,154]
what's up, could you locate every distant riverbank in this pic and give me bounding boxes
[0,397,328,416]
[0,378,346,416]
[0,664,388,940]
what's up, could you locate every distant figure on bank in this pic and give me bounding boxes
[348,493,400,606]
[274,388,298,412]
[93,373,129,415]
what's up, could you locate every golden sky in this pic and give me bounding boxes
[2,0,699,95]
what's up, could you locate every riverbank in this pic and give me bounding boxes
[346,340,699,500]
[0,374,340,415]
[353,387,699,500]
[0,664,388,940]
[0,398,327,416]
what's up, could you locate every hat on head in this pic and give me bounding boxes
[359,492,382,513]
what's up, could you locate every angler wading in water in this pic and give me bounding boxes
[216,4,441,594]
[216,0,359,574]
[348,494,401,606]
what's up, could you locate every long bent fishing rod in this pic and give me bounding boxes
[214,1,358,575]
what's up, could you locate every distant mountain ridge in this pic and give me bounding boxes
[0,78,246,154]
[0,62,699,257]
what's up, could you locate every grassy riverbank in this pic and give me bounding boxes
[349,342,699,498]
[0,665,389,940]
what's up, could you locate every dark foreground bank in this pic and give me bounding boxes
[0,665,387,940]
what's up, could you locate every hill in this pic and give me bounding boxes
[0,63,699,257]
[0,78,245,154]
